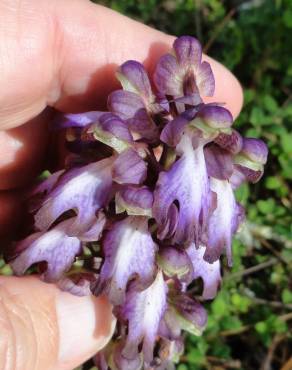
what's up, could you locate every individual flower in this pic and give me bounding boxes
[154,104,233,245]
[34,156,115,234]
[186,244,221,300]
[121,270,168,364]
[10,219,82,282]
[231,137,268,187]
[108,60,161,141]
[96,216,157,305]
[162,291,207,339]
[153,36,215,104]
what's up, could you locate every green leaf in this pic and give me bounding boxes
[265,176,281,189]
[257,199,275,214]
[281,288,292,304]
[283,9,292,28]
[262,95,279,113]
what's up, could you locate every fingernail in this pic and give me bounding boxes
[56,292,115,369]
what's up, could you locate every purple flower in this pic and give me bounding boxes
[187,244,221,300]
[34,156,115,234]
[121,270,168,363]
[10,219,82,282]
[97,216,157,305]
[9,35,268,370]
[163,292,207,338]
[115,186,153,217]
[154,36,215,103]
[109,61,160,141]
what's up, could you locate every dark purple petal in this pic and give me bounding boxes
[116,186,153,217]
[157,203,179,240]
[89,112,133,153]
[157,246,193,283]
[215,129,243,154]
[204,178,237,265]
[193,105,233,130]
[233,138,268,183]
[108,90,145,120]
[241,138,268,164]
[160,113,190,147]
[164,293,207,337]
[10,219,82,282]
[57,272,96,296]
[186,244,221,300]
[35,156,114,232]
[98,216,157,305]
[153,54,181,96]
[108,90,159,142]
[204,144,234,180]
[112,148,147,185]
[154,135,210,245]
[128,108,159,142]
[121,270,168,363]
[154,36,214,99]
[173,36,202,67]
[54,111,104,129]
[117,61,153,103]
[235,164,264,183]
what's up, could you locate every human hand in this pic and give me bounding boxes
[0,1,243,369]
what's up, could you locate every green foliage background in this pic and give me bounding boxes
[90,0,292,369]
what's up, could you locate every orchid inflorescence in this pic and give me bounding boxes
[9,36,268,370]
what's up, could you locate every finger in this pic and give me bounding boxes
[0,111,50,190]
[0,275,115,370]
[0,0,243,132]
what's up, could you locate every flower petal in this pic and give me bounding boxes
[196,61,215,97]
[215,129,243,154]
[108,90,159,142]
[10,219,82,282]
[54,111,104,129]
[204,178,237,265]
[98,216,157,305]
[112,148,147,185]
[115,186,153,217]
[233,138,268,183]
[117,61,153,104]
[108,90,145,120]
[154,135,210,245]
[89,112,134,153]
[154,36,214,99]
[57,272,96,296]
[76,211,106,242]
[35,156,114,232]
[164,293,207,337]
[157,246,193,283]
[186,244,221,300]
[121,270,168,363]
[204,144,233,180]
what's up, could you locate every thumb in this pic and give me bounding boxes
[0,275,115,370]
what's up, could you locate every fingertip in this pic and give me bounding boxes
[0,276,115,370]
[57,292,115,370]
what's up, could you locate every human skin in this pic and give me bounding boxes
[0,1,243,369]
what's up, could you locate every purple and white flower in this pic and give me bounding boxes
[8,35,268,370]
